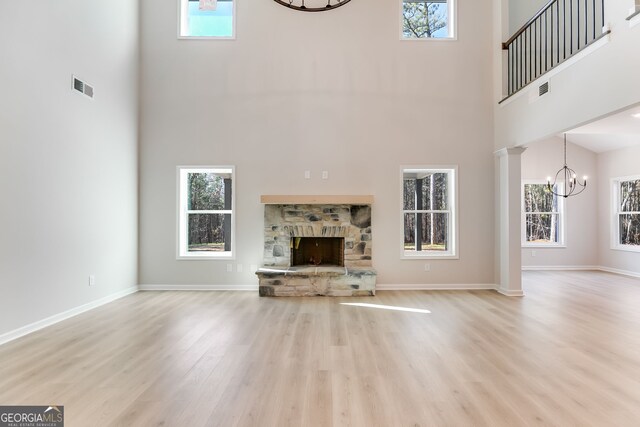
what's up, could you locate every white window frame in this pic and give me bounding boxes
[400,0,457,41]
[177,166,236,260]
[611,175,640,253]
[401,166,458,259]
[178,0,236,40]
[521,180,566,248]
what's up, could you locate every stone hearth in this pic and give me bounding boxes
[256,201,376,296]
[257,266,376,297]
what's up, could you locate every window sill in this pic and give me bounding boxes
[522,244,566,249]
[611,245,640,253]
[400,36,457,42]
[177,36,235,40]
[177,254,235,261]
[402,252,458,260]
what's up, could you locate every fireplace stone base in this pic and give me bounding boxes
[256,266,376,297]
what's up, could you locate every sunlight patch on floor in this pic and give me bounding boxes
[340,302,431,314]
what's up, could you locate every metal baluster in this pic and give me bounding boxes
[544,10,547,71]
[533,20,537,78]
[571,0,574,54]
[549,4,553,68]
[520,36,524,89]
[577,0,580,50]
[585,0,588,45]
[524,31,527,85]
[592,0,596,39]
[539,15,543,76]
[511,43,514,94]
[557,0,560,64]
[513,38,520,91]
[529,26,532,83]
[507,43,513,95]
[563,0,567,59]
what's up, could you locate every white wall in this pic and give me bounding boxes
[597,144,640,275]
[139,0,497,287]
[0,0,139,336]
[509,0,548,35]
[521,138,598,267]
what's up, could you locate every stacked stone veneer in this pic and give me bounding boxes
[257,204,376,296]
[262,204,372,268]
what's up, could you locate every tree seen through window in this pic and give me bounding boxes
[523,183,561,244]
[402,0,450,39]
[403,170,454,256]
[618,178,640,246]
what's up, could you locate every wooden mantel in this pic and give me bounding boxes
[260,195,374,205]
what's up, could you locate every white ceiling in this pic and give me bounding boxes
[564,106,640,153]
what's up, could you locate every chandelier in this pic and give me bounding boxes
[272,0,352,12]
[546,134,587,198]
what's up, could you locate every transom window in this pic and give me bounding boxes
[612,176,640,252]
[402,167,457,258]
[178,167,235,259]
[522,182,565,246]
[179,0,235,39]
[401,0,456,40]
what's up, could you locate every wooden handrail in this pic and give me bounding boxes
[502,0,557,49]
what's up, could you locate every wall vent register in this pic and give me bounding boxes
[72,76,94,99]
[539,82,549,96]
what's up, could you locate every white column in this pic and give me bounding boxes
[495,147,526,296]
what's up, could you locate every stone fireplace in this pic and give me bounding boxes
[291,237,345,267]
[256,196,376,296]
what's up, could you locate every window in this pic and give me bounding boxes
[401,0,455,40]
[522,182,564,246]
[402,167,457,258]
[612,176,640,252]
[179,0,235,38]
[178,167,235,259]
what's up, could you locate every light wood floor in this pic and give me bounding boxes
[2,271,640,426]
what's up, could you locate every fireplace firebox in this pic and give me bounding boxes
[291,237,344,267]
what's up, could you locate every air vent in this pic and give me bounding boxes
[72,76,94,99]
[539,82,549,96]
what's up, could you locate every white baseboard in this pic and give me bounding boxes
[376,283,497,291]
[8,266,635,347]
[522,265,640,279]
[522,265,599,271]
[496,288,525,297]
[139,284,258,291]
[0,286,138,347]
[596,266,640,279]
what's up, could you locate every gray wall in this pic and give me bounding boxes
[521,138,640,275]
[597,144,640,275]
[521,138,598,267]
[0,0,139,336]
[139,0,497,286]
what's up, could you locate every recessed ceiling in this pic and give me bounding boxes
[564,105,640,153]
